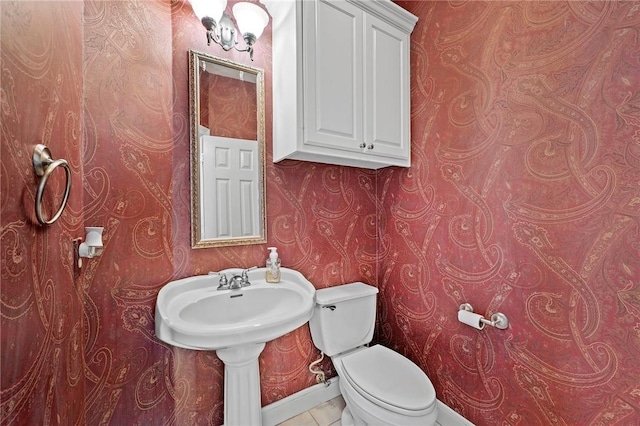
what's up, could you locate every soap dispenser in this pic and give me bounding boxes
[266,247,281,283]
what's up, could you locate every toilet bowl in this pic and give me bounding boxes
[334,345,437,425]
[309,282,438,426]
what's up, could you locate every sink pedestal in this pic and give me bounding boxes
[216,343,266,426]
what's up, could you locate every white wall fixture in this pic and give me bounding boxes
[77,227,104,268]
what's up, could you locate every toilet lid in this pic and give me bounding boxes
[340,345,436,412]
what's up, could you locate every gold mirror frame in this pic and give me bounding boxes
[189,49,267,248]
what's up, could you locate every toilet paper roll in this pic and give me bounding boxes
[458,309,485,330]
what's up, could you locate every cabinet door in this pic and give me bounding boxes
[364,13,411,161]
[303,0,363,151]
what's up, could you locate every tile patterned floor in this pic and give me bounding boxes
[276,396,346,426]
[275,395,455,426]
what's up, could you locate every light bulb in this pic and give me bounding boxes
[232,2,269,40]
[190,0,227,23]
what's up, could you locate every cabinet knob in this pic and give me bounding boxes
[367,144,374,150]
[359,143,366,149]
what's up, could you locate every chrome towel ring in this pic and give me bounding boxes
[33,144,71,225]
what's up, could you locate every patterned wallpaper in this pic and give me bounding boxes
[1,1,86,424]
[1,1,639,425]
[2,0,374,424]
[384,1,640,424]
[201,71,258,140]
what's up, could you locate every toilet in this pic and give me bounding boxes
[309,282,438,426]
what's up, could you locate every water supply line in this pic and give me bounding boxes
[309,351,331,387]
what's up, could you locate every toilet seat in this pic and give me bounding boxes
[339,345,436,416]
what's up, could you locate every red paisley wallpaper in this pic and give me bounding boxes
[201,72,258,140]
[383,1,640,424]
[1,1,639,425]
[1,1,86,424]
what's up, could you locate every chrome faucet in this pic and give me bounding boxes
[229,275,244,290]
[213,267,257,291]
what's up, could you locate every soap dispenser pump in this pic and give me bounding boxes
[266,247,281,283]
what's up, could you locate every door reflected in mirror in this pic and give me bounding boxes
[189,50,266,248]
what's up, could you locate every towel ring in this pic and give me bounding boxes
[33,144,71,225]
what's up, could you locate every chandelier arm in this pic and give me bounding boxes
[198,14,261,61]
[232,33,257,61]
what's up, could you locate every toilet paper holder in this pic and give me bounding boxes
[459,303,509,330]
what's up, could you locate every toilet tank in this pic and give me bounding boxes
[309,282,379,356]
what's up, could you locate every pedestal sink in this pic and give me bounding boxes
[155,267,315,425]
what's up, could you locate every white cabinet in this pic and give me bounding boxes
[263,0,417,169]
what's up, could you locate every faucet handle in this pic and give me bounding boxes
[215,272,228,289]
[240,266,257,286]
[219,273,228,285]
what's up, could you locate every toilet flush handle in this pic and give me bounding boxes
[323,305,336,311]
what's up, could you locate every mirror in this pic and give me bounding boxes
[189,50,266,248]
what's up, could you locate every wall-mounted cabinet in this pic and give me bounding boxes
[263,0,417,169]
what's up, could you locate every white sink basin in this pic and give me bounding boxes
[155,267,315,350]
